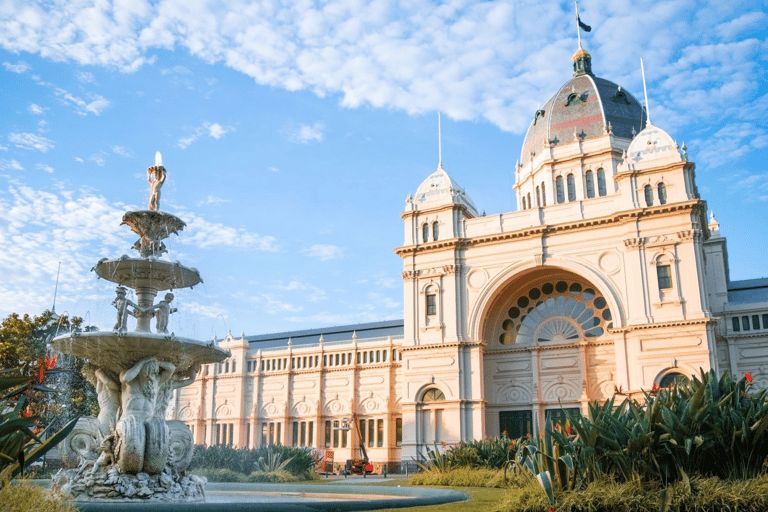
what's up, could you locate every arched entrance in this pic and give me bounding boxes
[480,268,619,437]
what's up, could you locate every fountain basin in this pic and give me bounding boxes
[94,258,202,291]
[51,331,229,373]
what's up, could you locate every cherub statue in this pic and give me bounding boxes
[147,165,166,211]
[112,286,137,333]
[150,293,177,334]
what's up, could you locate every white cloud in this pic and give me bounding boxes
[112,145,130,157]
[177,210,278,251]
[90,153,106,166]
[177,121,234,149]
[3,61,30,73]
[35,163,54,173]
[8,132,54,152]
[28,103,46,115]
[303,244,342,261]
[54,87,111,116]
[195,195,231,206]
[75,70,96,83]
[288,123,324,144]
[207,122,230,139]
[259,295,303,314]
[74,157,84,163]
[0,144,7,151]
[267,167,279,172]
[0,159,24,171]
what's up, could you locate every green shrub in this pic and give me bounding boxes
[0,479,77,512]
[189,444,319,479]
[410,467,529,488]
[498,475,768,512]
[247,470,298,483]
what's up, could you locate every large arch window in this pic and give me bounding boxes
[498,280,613,346]
[555,176,565,203]
[597,169,607,196]
[567,174,576,202]
[422,388,445,402]
[418,387,446,451]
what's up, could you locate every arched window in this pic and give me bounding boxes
[422,388,445,402]
[541,182,546,206]
[422,223,429,243]
[432,221,439,241]
[521,196,527,209]
[597,169,607,196]
[527,192,532,209]
[644,185,654,207]
[536,186,541,207]
[567,174,576,202]
[659,372,689,388]
[585,171,595,198]
[657,183,667,205]
[556,176,565,203]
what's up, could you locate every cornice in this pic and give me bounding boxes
[395,199,705,256]
[400,340,485,352]
[400,202,476,220]
[484,338,614,356]
[608,317,715,334]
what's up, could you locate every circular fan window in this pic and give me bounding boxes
[498,280,612,345]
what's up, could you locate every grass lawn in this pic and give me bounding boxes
[360,478,508,512]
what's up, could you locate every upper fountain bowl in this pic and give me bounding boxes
[94,257,202,291]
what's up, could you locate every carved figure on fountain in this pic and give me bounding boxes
[147,162,166,211]
[112,286,138,333]
[152,293,177,334]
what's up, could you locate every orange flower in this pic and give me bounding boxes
[566,424,571,435]
[745,372,753,383]
[22,408,33,418]
[526,433,532,438]
[46,353,57,369]
[651,383,661,393]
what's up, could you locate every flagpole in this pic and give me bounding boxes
[575,0,581,47]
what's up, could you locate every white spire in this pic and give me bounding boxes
[640,57,652,126]
[438,111,443,167]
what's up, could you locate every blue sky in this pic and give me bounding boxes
[0,0,766,339]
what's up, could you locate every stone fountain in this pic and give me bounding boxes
[51,153,229,502]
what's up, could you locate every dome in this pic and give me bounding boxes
[626,124,682,165]
[520,50,646,166]
[413,164,478,214]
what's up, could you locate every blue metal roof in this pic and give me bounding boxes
[245,320,404,350]
[727,278,768,305]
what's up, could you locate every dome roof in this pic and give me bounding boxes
[626,124,682,165]
[521,52,646,166]
[413,164,478,214]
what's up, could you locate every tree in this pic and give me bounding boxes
[0,310,97,429]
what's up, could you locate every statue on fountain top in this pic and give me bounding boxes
[147,163,166,211]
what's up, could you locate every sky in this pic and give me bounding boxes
[0,0,766,340]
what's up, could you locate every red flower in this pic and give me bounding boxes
[566,424,571,435]
[651,383,661,393]
[22,408,32,418]
[526,433,532,438]
[441,441,447,448]
[745,372,753,383]
[46,353,57,369]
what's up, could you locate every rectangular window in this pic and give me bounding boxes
[657,265,672,290]
[545,408,580,433]
[743,316,750,331]
[763,314,768,329]
[262,422,268,446]
[292,421,299,446]
[341,427,348,448]
[499,410,533,439]
[733,317,741,332]
[229,423,234,446]
[300,421,307,447]
[367,419,375,448]
[308,422,313,447]
[245,423,250,448]
[426,294,437,316]
[752,315,760,330]
[216,424,221,445]
[377,419,384,447]
[359,419,366,446]
[396,418,402,447]
[269,423,275,446]
[324,420,331,448]
[333,420,340,448]
[232,361,236,373]
[276,423,281,445]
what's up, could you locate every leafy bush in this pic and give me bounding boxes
[247,470,298,483]
[498,475,768,512]
[411,467,521,488]
[192,467,247,482]
[189,444,319,478]
[0,479,78,512]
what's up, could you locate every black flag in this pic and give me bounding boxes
[578,15,591,32]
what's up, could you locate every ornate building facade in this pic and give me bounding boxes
[172,47,768,469]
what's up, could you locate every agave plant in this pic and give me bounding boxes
[0,369,78,485]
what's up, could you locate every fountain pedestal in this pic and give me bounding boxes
[51,155,229,503]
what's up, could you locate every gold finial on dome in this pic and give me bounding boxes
[571,45,591,62]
